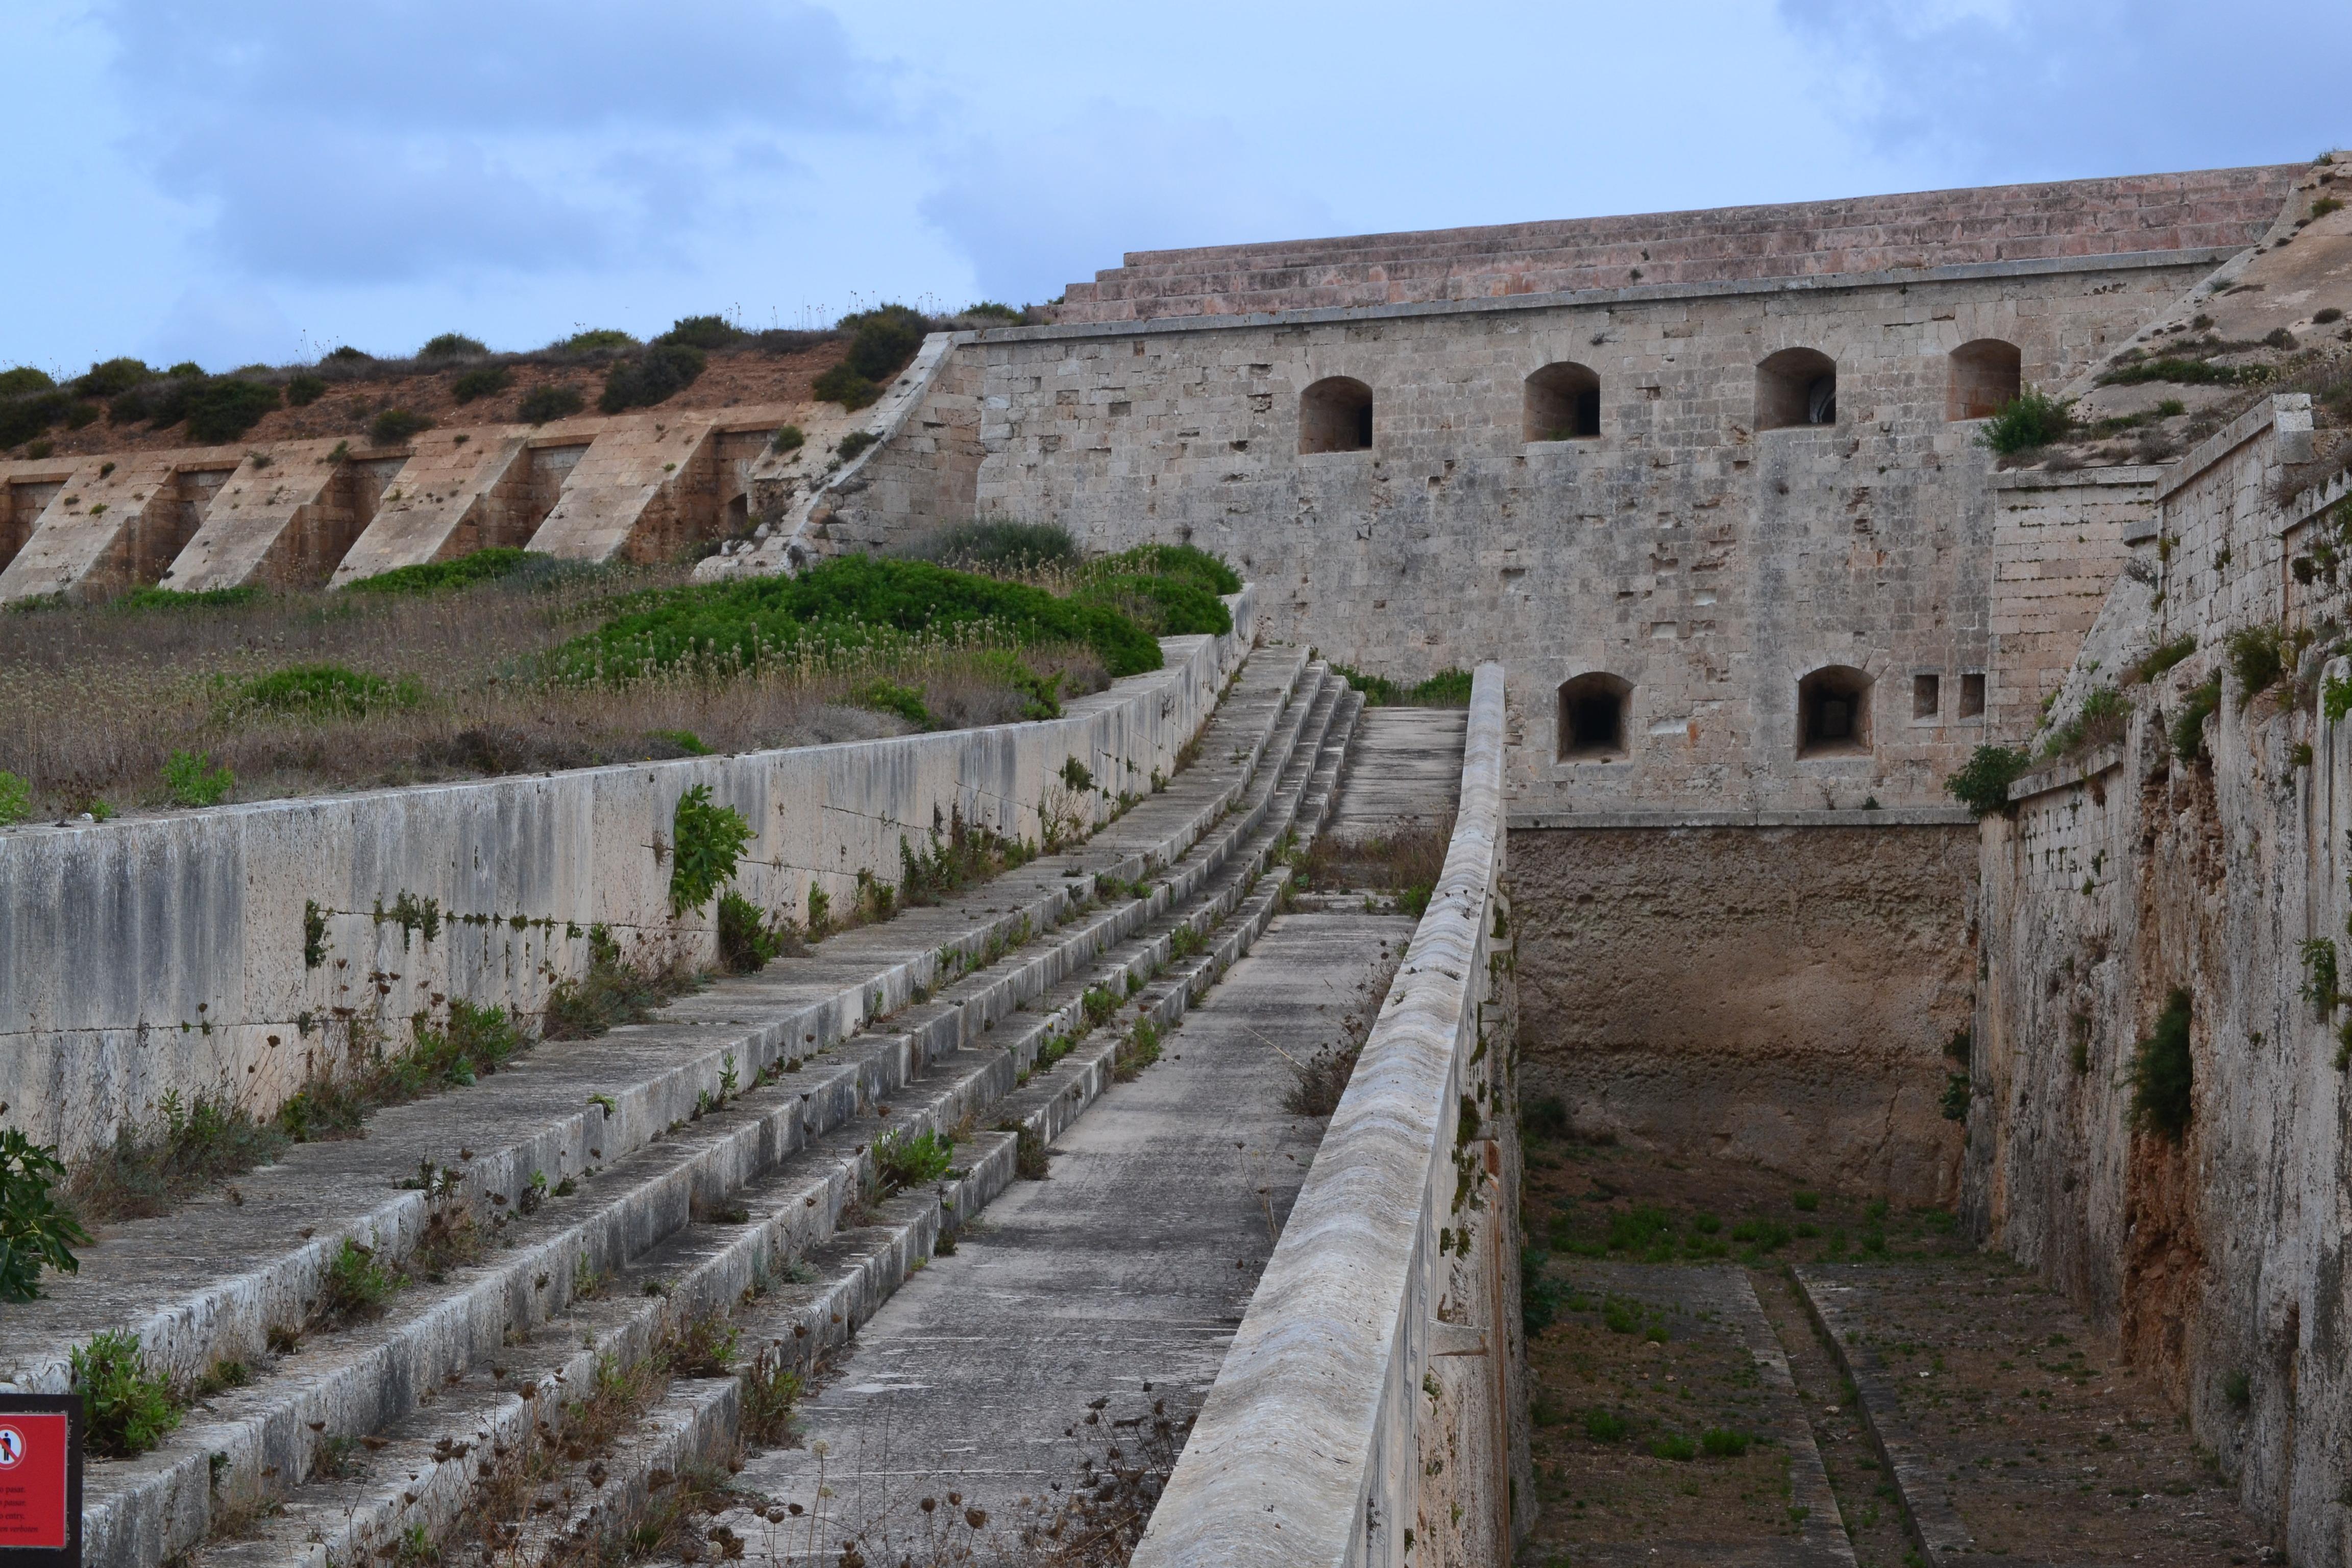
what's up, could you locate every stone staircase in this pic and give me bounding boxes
[17,651,1363,1568]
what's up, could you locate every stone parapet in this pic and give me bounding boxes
[1135,663,1528,1567]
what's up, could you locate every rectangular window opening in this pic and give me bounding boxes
[1913,673,1941,720]
[1959,672,1987,719]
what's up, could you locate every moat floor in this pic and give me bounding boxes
[1521,1137,2269,1567]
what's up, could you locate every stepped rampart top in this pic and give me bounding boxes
[1051,165,2302,324]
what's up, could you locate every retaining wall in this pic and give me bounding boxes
[1135,662,1530,1567]
[0,592,1255,1167]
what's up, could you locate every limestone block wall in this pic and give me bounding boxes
[1510,815,1975,1206]
[0,595,1254,1168]
[1968,396,2352,1563]
[1989,464,2161,736]
[826,249,2220,812]
[1057,166,2296,324]
[1137,664,1530,1568]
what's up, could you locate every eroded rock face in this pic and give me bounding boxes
[1510,823,1975,1207]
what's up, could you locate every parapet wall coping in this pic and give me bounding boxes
[2155,393,2307,505]
[1508,808,1976,830]
[1990,464,2168,493]
[963,247,2237,348]
[2007,743,2126,805]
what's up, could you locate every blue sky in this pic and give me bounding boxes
[3,0,2346,375]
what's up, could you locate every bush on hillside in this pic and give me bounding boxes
[600,344,706,413]
[518,383,586,424]
[72,358,156,401]
[0,368,56,397]
[370,408,432,446]
[1069,572,1232,638]
[419,333,487,361]
[184,378,282,443]
[1944,744,2030,817]
[219,664,423,720]
[285,373,326,407]
[451,365,512,405]
[656,315,745,350]
[1095,543,1242,597]
[556,328,638,353]
[0,390,68,449]
[907,520,1079,572]
[550,553,1165,684]
[813,304,929,409]
[343,548,538,596]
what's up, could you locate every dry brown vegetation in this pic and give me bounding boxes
[0,568,1108,819]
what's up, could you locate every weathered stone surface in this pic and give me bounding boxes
[1512,821,1975,1207]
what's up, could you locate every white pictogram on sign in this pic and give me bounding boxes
[0,1426,23,1468]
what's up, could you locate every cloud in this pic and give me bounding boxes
[1778,0,2352,180]
[919,107,1336,307]
[95,0,887,284]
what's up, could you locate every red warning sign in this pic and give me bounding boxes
[0,1413,69,1549]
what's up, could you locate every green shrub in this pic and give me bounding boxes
[2128,634,2196,684]
[872,1127,955,1194]
[74,358,155,400]
[1791,1190,1820,1212]
[2098,358,2256,388]
[963,302,1022,322]
[836,429,879,463]
[370,407,432,446]
[2329,675,2352,725]
[1650,1435,1698,1462]
[656,315,745,350]
[1405,669,1474,705]
[0,367,55,397]
[853,677,930,727]
[1701,1428,1750,1458]
[1522,1247,1567,1335]
[0,1131,88,1301]
[418,333,487,361]
[517,383,586,424]
[1093,544,1244,597]
[1944,744,2030,817]
[2303,938,2340,1016]
[650,728,712,755]
[1583,1408,1629,1442]
[343,548,535,596]
[450,365,512,404]
[907,519,1080,571]
[2129,987,2195,1141]
[2225,624,2289,709]
[224,664,423,720]
[1608,1205,1678,1253]
[771,423,805,454]
[0,770,31,826]
[600,344,706,413]
[558,328,638,352]
[179,377,280,443]
[2171,676,2223,761]
[670,785,754,915]
[322,1237,398,1320]
[1070,572,1233,638]
[1941,1072,1970,1121]
[114,585,262,610]
[2224,1368,2253,1410]
[285,373,326,407]
[716,891,787,973]
[1978,387,2074,453]
[551,554,1162,683]
[813,304,930,408]
[162,749,234,807]
[72,1331,179,1456]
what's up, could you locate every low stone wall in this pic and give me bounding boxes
[1134,662,1530,1567]
[1510,812,1977,1207]
[0,592,1255,1167]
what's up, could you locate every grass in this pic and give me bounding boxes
[272,1000,528,1142]
[0,558,1123,815]
[872,1127,955,1195]
[321,1237,399,1322]
[2170,676,2223,762]
[543,927,697,1040]
[68,1090,290,1224]
[1329,663,1476,706]
[72,1331,181,1457]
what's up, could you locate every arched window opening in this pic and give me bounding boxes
[1757,348,1838,431]
[1525,362,1601,441]
[1948,339,2022,421]
[1556,672,1631,761]
[1299,377,1374,454]
[1797,666,1873,757]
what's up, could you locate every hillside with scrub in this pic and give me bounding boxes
[0,524,1237,824]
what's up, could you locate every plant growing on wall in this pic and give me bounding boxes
[1944,745,2030,818]
[2302,938,2341,1018]
[2170,677,2223,761]
[1978,387,2074,454]
[162,749,234,807]
[0,1131,89,1301]
[2129,988,2195,1142]
[0,769,30,826]
[669,785,753,915]
[70,1331,179,1456]
[2224,624,2293,709]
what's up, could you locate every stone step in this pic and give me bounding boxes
[125,669,1353,1568]
[467,691,1363,1567]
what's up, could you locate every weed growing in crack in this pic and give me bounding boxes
[72,1331,180,1457]
[873,1128,955,1196]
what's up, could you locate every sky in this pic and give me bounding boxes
[1,0,2347,376]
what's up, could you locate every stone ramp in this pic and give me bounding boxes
[1325,704,1466,841]
[705,911,1414,1556]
